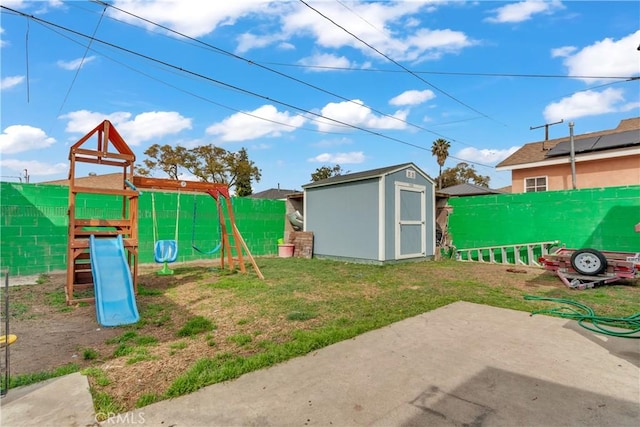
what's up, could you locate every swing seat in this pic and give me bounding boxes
[154,240,178,263]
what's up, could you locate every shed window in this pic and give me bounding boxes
[525,176,547,192]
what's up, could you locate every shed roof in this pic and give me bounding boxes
[496,117,640,169]
[302,163,434,189]
[439,183,503,196]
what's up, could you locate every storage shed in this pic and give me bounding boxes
[302,163,436,264]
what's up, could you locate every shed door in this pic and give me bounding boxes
[395,182,426,259]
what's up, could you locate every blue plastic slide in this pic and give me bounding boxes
[89,235,140,327]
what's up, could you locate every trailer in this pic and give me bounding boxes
[539,247,640,290]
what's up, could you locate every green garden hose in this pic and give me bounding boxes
[523,295,640,338]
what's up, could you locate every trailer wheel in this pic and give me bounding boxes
[570,249,607,276]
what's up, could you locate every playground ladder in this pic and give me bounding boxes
[455,240,560,267]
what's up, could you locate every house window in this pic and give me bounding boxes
[525,176,547,192]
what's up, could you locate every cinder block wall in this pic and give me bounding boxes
[448,185,640,252]
[0,183,285,276]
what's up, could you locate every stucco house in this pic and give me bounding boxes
[496,117,640,193]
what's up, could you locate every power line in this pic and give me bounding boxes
[335,0,387,38]
[298,0,504,127]
[24,17,30,102]
[24,14,357,137]
[65,1,497,152]
[85,2,633,83]
[91,0,466,145]
[53,3,107,129]
[1,6,441,156]
[261,61,636,81]
[2,5,496,170]
[553,78,638,101]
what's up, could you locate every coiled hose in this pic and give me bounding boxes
[524,295,640,338]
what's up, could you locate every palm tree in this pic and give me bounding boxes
[431,138,451,189]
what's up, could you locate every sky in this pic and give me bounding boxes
[1,0,639,192]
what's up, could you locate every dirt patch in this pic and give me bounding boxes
[6,276,122,375]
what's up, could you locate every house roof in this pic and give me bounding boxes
[41,172,127,189]
[302,162,434,189]
[248,188,298,199]
[439,182,504,196]
[496,117,640,170]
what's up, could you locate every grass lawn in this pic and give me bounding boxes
[4,257,639,418]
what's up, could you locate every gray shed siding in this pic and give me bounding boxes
[305,178,380,260]
[304,163,435,264]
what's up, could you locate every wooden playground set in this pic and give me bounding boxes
[65,120,262,325]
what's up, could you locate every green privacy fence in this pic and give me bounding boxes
[0,182,286,276]
[448,185,640,263]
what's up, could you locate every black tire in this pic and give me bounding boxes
[570,248,608,276]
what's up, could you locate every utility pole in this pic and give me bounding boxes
[530,119,564,150]
[569,122,577,190]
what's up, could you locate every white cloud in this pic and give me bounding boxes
[404,17,420,28]
[34,0,65,13]
[56,56,96,71]
[0,125,56,154]
[317,99,408,132]
[119,112,192,145]
[543,88,630,122]
[620,101,640,113]
[298,53,353,71]
[455,146,521,165]
[550,46,576,58]
[307,151,365,164]
[0,27,6,48]
[60,110,192,145]
[389,89,435,106]
[559,30,640,82]
[404,28,475,61]
[486,0,564,23]
[61,110,132,133]
[0,159,67,176]
[0,75,25,90]
[0,1,27,9]
[206,104,306,142]
[278,42,295,51]
[236,32,283,54]
[101,1,471,63]
[280,2,474,62]
[109,0,276,38]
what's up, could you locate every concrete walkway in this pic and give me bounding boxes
[118,301,640,426]
[0,373,95,426]
[2,302,639,426]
